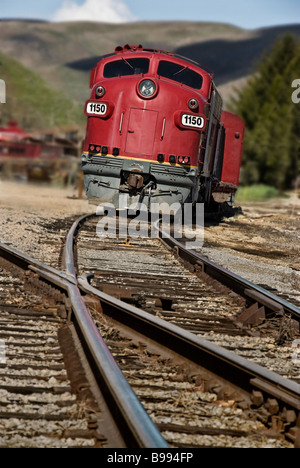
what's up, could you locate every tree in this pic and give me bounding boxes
[229,34,300,190]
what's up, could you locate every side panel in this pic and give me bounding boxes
[201,87,223,178]
[220,111,244,186]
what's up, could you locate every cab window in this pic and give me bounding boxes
[157,60,203,89]
[104,58,150,78]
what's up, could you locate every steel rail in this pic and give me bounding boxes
[65,280,168,448]
[69,214,299,411]
[64,213,96,278]
[0,241,75,285]
[0,239,168,448]
[154,221,300,320]
[65,213,300,449]
[63,214,169,448]
[78,274,300,410]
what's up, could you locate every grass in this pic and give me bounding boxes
[235,184,279,202]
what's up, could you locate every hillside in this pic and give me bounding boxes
[175,24,300,84]
[0,20,245,104]
[0,20,299,127]
[0,49,83,130]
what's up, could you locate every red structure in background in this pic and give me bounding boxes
[0,121,81,183]
[0,121,63,160]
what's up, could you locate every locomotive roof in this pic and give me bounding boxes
[99,44,214,78]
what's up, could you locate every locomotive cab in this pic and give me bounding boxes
[82,45,244,213]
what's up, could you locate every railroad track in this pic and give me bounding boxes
[0,253,99,448]
[75,216,300,380]
[70,214,300,448]
[0,242,167,448]
[1,212,299,448]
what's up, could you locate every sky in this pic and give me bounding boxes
[0,0,299,29]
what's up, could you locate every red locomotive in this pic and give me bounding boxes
[82,44,244,213]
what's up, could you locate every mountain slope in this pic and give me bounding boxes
[0,20,245,103]
[0,20,299,114]
[175,24,300,85]
[0,49,84,130]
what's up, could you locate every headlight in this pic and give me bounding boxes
[95,85,105,97]
[138,79,157,98]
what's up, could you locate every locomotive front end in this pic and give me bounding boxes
[81,45,210,212]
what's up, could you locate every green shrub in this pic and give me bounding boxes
[235,185,279,202]
[230,34,300,191]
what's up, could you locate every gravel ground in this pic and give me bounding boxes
[0,180,299,303]
[0,181,95,267]
[199,192,300,306]
[0,180,298,448]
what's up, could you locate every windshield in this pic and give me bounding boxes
[104,58,150,78]
[157,60,203,89]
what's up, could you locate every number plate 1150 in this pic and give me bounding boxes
[86,102,108,116]
[181,114,205,129]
